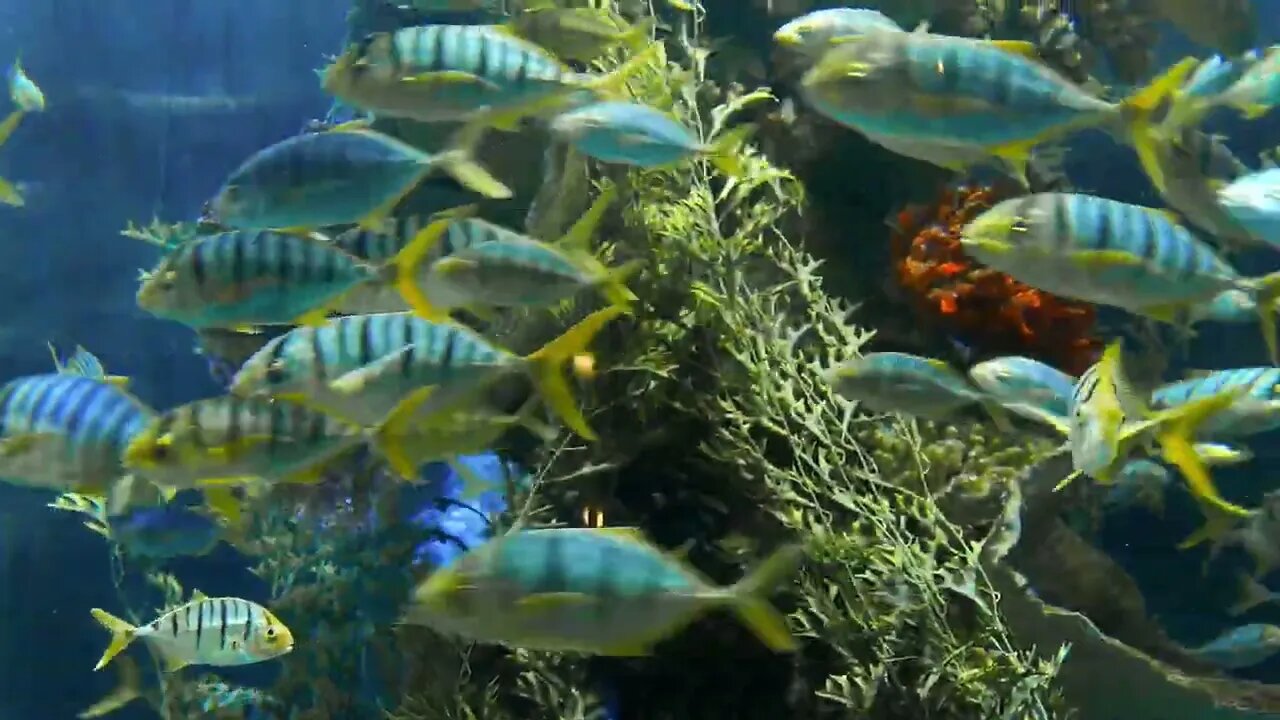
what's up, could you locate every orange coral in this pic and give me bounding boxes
[890,184,1101,376]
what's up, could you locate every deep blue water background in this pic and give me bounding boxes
[0,0,1276,717]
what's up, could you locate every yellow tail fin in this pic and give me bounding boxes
[1249,271,1280,365]
[89,608,138,672]
[78,655,142,718]
[526,306,628,440]
[432,121,512,200]
[1150,389,1252,517]
[1177,497,1249,550]
[1123,57,1200,195]
[391,218,456,323]
[725,544,804,652]
[556,185,617,251]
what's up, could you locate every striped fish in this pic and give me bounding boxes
[121,395,373,493]
[208,125,509,232]
[967,355,1076,433]
[321,24,654,129]
[1151,367,1280,439]
[799,30,1195,172]
[823,351,1009,428]
[135,229,438,330]
[0,374,153,493]
[230,306,623,440]
[404,527,802,655]
[1136,124,1255,246]
[408,190,636,319]
[961,192,1280,362]
[773,8,902,59]
[90,593,293,672]
[1060,341,1248,519]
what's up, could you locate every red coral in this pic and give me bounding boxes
[890,184,1101,375]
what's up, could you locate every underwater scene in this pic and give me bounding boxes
[4,0,1280,717]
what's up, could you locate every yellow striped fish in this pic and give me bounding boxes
[90,592,293,672]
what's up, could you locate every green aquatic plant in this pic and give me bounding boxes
[120,217,202,250]
[453,9,1067,719]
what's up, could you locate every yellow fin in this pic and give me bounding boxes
[191,589,208,601]
[203,486,243,525]
[371,385,438,479]
[1149,389,1252,517]
[1241,103,1271,121]
[327,119,374,132]
[517,592,594,611]
[1247,271,1280,365]
[724,544,804,652]
[89,608,137,672]
[593,526,647,540]
[526,306,628,441]
[1070,249,1144,268]
[556,185,617,251]
[402,70,501,91]
[0,109,24,148]
[160,654,189,673]
[988,40,1039,59]
[0,432,55,458]
[294,308,331,327]
[1123,57,1201,193]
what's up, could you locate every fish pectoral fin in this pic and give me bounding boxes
[432,256,481,277]
[1241,104,1271,121]
[0,432,57,457]
[293,308,332,327]
[1136,303,1184,323]
[1069,249,1144,269]
[516,592,595,613]
[329,348,412,395]
[401,70,501,92]
[986,40,1039,59]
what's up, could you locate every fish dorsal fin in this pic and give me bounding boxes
[988,40,1039,59]
[327,119,374,133]
[191,589,208,601]
[911,21,930,35]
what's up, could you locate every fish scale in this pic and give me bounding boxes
[0,374,153,491]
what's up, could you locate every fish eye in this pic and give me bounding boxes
[265,626,276,638]
[1010,218,1030,233]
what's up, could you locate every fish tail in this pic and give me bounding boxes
[89,608,138,672]
[526,306,628,441]
[428,122,512,200]
[724,544,804,652]
[1229,574,1275,617]
[388,218,455,323]
[369,385,437,480]
[0,108,23,207]
[78,655,143,719]
[556,184,617,251]
[1148,390,1252,518]
[705,123,755,178]
[1177,495,1247,551]
[1121,57,1200,195]
[1248,271,1280,364]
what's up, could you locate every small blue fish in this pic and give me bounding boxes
[1211,48,1280,120]
[7,58,44,112]
[773,8,902,57]
[961,192,1280,362]
[824,351,1009,427]
[549,101,750,176]
[967,356,1075,432]
[1219,168,1280,248]
[406,527,802,655]
[1150,367,1280,439]
[107,505,223,560]
[1190,624,1280,670]
[209,125,509,231]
